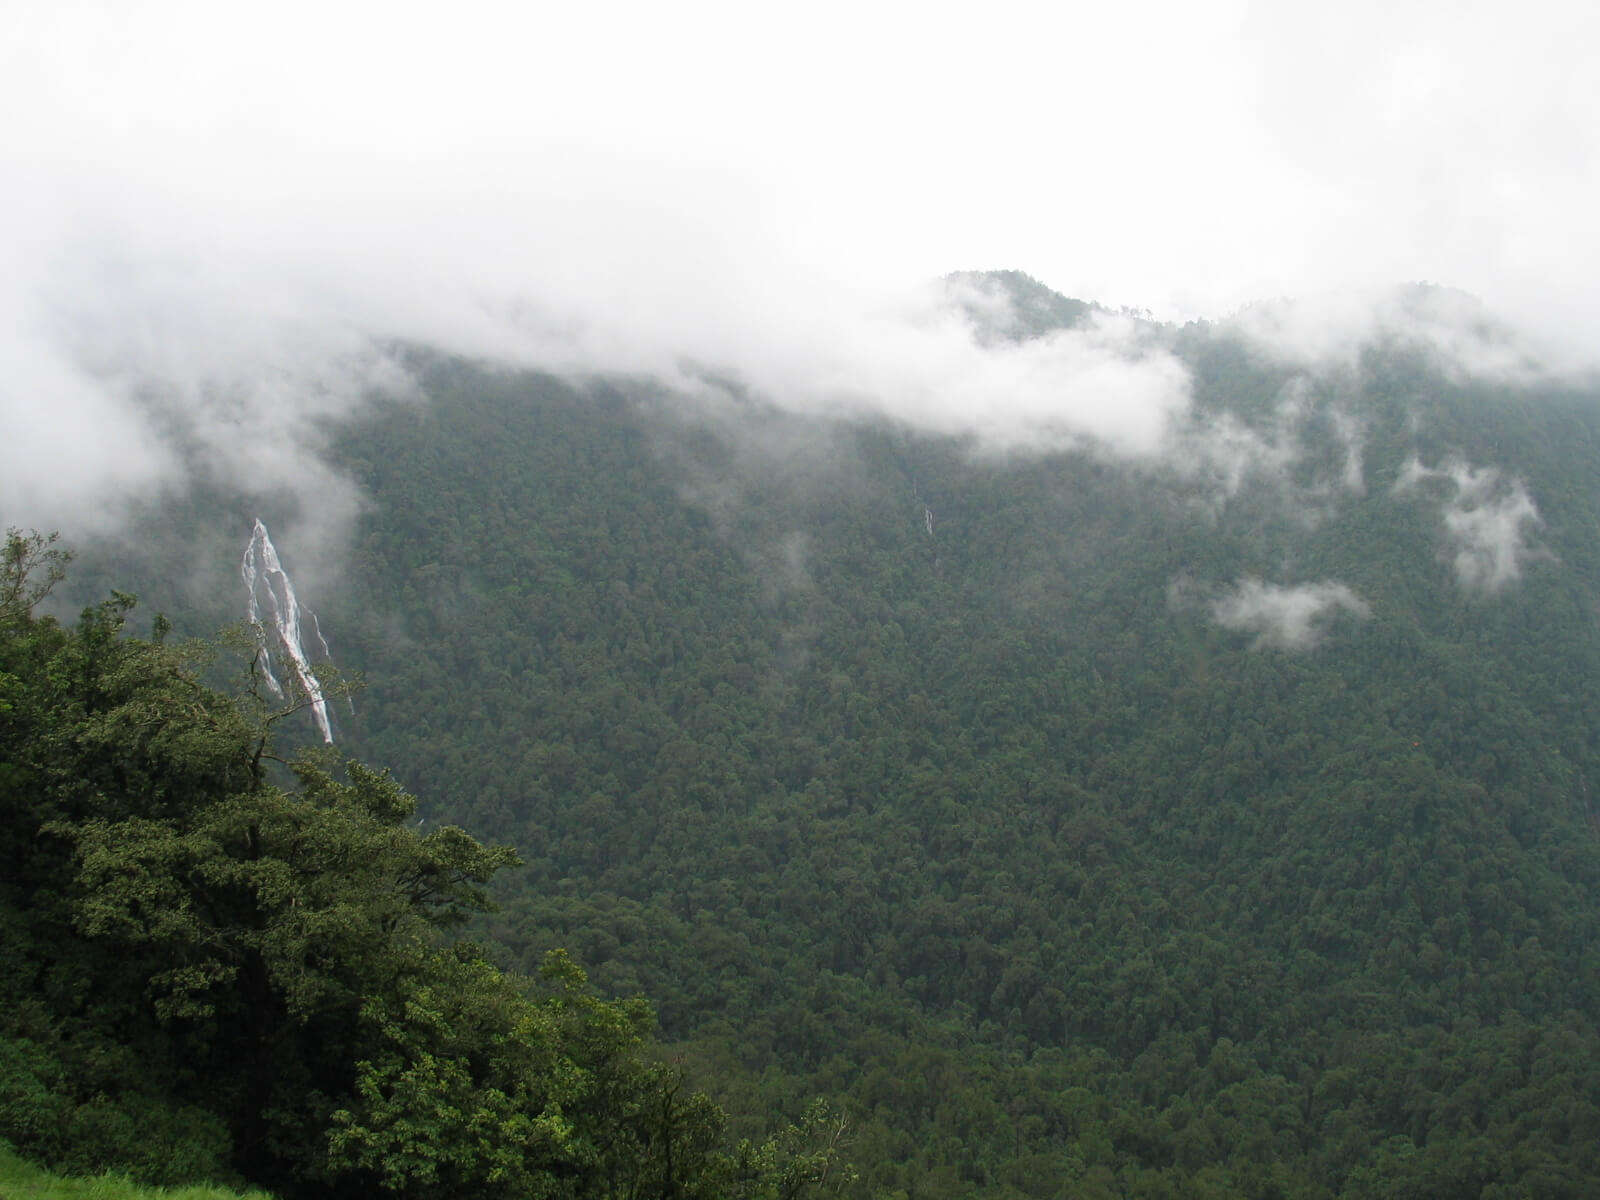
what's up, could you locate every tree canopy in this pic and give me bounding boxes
[34,279,1600,1196]
[0,530,852,1199]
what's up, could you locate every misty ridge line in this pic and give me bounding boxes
[0,201,1566,632]
[5,232,1562,532]
[2,0,1592,601]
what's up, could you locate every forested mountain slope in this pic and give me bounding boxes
[54,277,1600,1197]
[0,534,856,1199]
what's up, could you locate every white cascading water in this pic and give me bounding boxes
[241,519,334,742]
[307,609,355,716]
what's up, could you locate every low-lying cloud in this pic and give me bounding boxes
[1199,577,1372,650]
[1157,377,1369,523]
[1393,458,1546,592]
[9,0,1600,575]
[0,104,1577,588]
[0,151,1206,549]
[1223,284,1572,384]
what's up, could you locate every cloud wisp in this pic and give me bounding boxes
[1178,577,1373,651]
[1393,458,1547,592]
[1157,375,1369,523]
[1220,284,1587,385]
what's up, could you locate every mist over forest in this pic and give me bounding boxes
[8,2,1600,1196]
[6,265,1599,1198]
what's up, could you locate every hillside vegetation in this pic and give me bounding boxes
[0,1143,270,1200]
[34,275,1600,1196]
[0,534,852,1198]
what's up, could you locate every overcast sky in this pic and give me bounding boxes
[4,0,1598,534]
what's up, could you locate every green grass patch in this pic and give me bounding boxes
[0,1145,270,1200]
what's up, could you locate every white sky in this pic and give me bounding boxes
[4,0,1599,533]
[9,0,1598,317]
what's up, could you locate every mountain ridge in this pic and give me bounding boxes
[23,273,1600,1197]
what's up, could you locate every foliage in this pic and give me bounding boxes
[40,286,1600,1195]
[0,1141,271,1200]
[291,339,1600,1197]
[0,532,851,1198]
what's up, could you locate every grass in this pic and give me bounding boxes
[0,1145,271,1200]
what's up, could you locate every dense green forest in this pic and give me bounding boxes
[20,274,1600,1196]
[0,535,852,1197]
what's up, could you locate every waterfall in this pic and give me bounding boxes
[241,519,334,742]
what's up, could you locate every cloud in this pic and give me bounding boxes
[1329,408,1367,495]
[1393,458,1546,591]
[1223,284,1565,383]
[1240,0,1600,349]
[1201,578,1372,650]
[6,0,1597,572]
[1159,376,1368,517]
[0,145,1206,552]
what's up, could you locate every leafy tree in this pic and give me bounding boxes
[1,530,853,1198]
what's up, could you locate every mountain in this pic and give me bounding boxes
[32,274,1600,1197]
